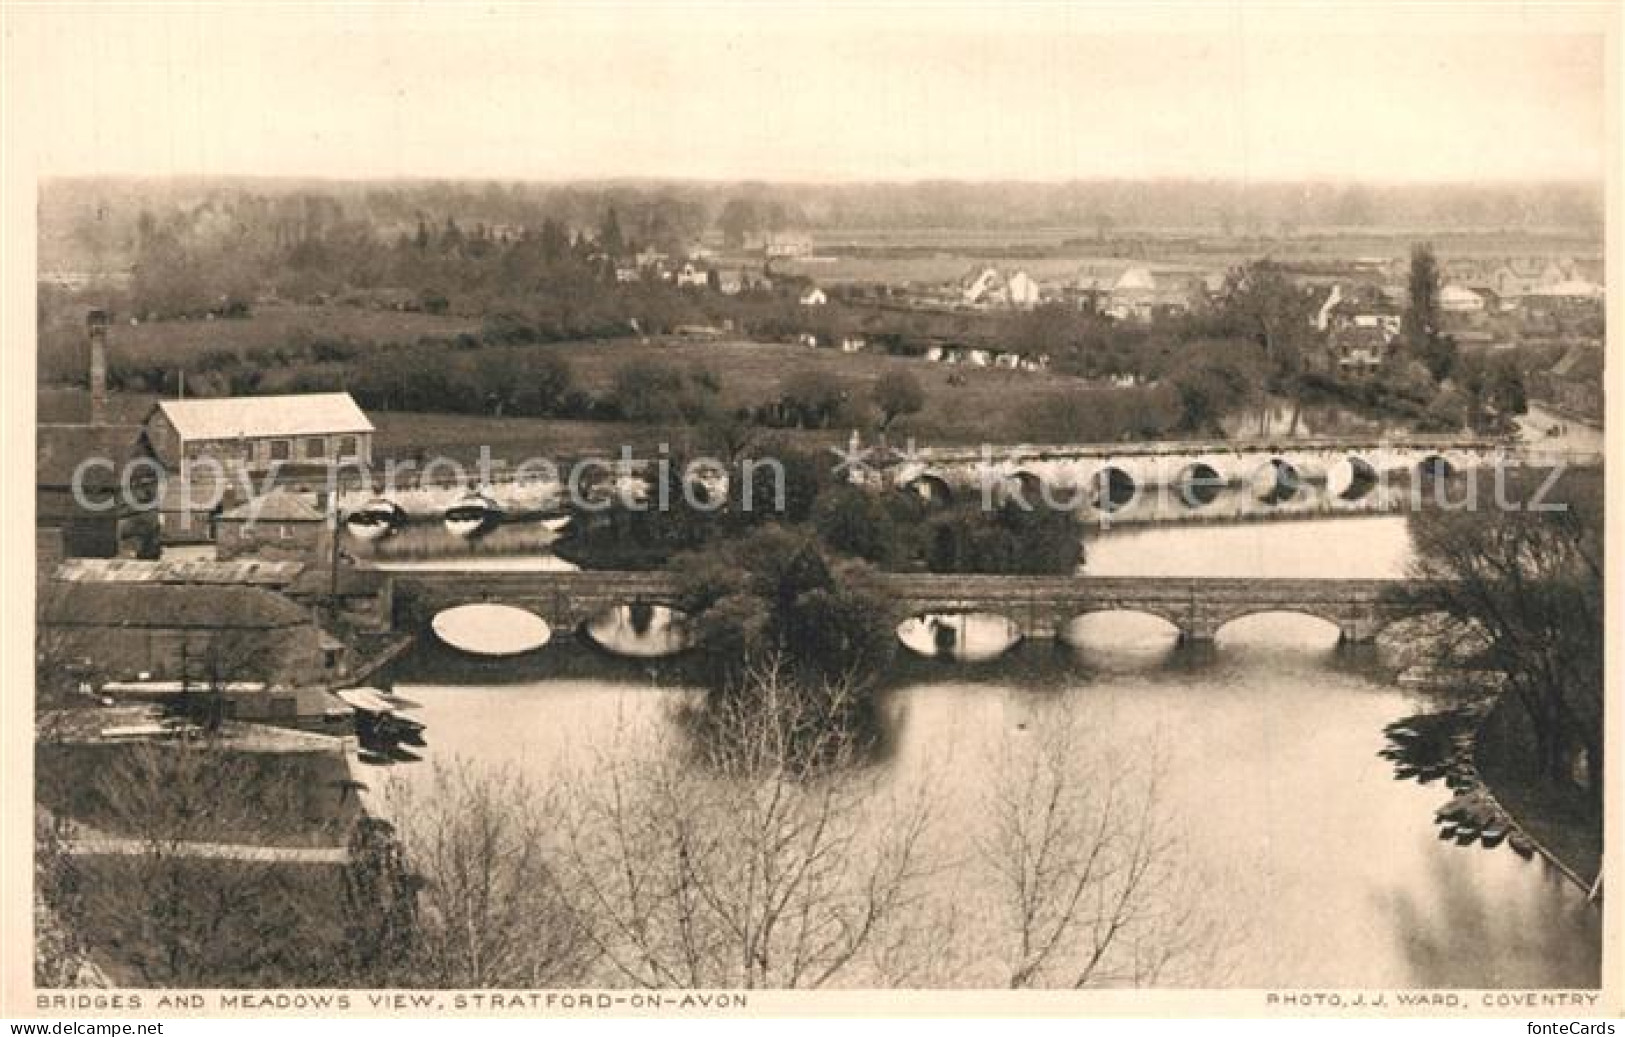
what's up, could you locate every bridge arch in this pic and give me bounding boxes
[1329,456,1379,501]
[903,472,954,505]
[1174,462,1225,509]
[897,612,1023,661]
[1060,607,1186,642]
[1001,469,1045,507]
[1090,466,1137,512]
[1251,458,1303,505]
[1417,454,1456,481]
[1206,606,1397,643]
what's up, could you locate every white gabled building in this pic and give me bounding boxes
[144,392,374,482]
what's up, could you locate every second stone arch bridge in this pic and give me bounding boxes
[397,569,1429,646]
[879,435,1527,514]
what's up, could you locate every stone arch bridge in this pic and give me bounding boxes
[877,435,1523,509]
[395,570,1430,645]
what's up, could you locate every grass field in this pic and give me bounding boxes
[506,336,1094,443]
[40,300,482,367]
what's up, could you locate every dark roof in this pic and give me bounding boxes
[37,424,151,489]
[219,489,326,523]
[285,566,390,597]
[41,583,311,630]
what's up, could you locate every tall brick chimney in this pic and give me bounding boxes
[87,308,108,425]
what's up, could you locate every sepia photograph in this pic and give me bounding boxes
[2,0,1617,1021]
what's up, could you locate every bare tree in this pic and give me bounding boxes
[1405,468,1604,807]
[383,761,591,987]
[34,811,102,987]
[59,744,328,986]
[974,710,1217,988]
[553,656,934,988]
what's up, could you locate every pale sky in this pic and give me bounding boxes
[6,4,1611,184]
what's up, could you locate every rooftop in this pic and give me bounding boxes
[41,582,313,630]
[220,488,327,523]
[53,557,306,587]
[37,424,150,488]
[152,392,373,441]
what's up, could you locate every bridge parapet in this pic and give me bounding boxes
[393,569,1431,646]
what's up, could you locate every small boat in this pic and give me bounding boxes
[1394,765,1419,780]
[386,745,423,764]
[1455,826,1481,846]
[1508,833,1535,859]
[1480,825,1509,849]
[357,750,394,766]
[1437,821,1459,839]
[540,514,573,533]
[345,498,404,541]
[444,492,500,537]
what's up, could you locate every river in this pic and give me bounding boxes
[379,513,1601,989]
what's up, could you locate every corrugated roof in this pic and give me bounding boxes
[41,582,312,629]
[53,558,306,586]
[37,424,149,488]
[153,393,373,441]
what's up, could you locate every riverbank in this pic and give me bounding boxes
[1474,691,1603,894]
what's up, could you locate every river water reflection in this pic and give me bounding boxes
[386,514,1600,988]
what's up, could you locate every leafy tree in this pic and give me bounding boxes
[598,206,625,257]
[778,369,850,429]
[1404,243,1457,382]
[871,368,926,431]
[1216,261,1315,434]
[673,526,898,687]
[812,486,912,566]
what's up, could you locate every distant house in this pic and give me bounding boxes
[1328,325,1391,377]
[799,287,828,307]
[614,263,641,283]
[961,266,1004,307]
[1318,282,1402,340]
[1103,266,1158,321]
[676,262,710,288]
[959,266,1040,310]
[37,424,161,562]
[1524,279,1604,310]
[144,393,373,485]
[1006,270,1041,309]
[717,270,745,295]
[215,489,329,562]
[839,335,867,353]
[1439,283,1487,314]
[993,352,1022,370]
